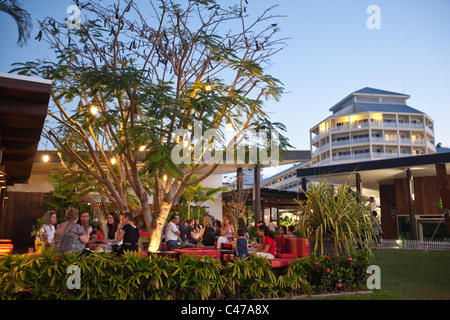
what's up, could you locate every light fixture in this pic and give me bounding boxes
[204,77,212,92]
[43,154,49,163]
[226,119,233,132]
[110,157,116,165]
[90,105,99,115]
[139,145,146,152]
[163,175,167,182]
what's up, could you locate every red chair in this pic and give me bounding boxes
[0,244,13,254]
[284,237,310,258]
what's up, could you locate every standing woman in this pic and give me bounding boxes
[116,212,140,254]
[41,210,57,249]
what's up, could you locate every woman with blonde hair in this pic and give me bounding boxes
[198,216,216,247]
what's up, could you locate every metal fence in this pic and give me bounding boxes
[379,239,450,251]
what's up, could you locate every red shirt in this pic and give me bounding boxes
[262,236,276,256]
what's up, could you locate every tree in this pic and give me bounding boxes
[0,0,32,46]
[11,0,291,252]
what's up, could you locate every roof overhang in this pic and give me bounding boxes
[194,149,311,174]
[296,152,450,197]
[0,72,52,184]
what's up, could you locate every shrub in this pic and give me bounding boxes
[0,249,372,300]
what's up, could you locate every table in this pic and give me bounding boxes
[219,249,235,263]
[154,250,180,260]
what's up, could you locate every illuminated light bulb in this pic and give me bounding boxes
[205,84,212,92]
[163,175,167,182]
[183,140,189,148]
[110,157,116,165]
[43,154,49,163]
[90,105,98,115]
[139,145,146,152]
[226,120,233,132]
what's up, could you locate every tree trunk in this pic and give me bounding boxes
[148,201,172,252]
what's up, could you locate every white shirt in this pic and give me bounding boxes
[44,224,55,243]
[165,221,179,242]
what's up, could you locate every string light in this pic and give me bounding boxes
[90,105,98,115]
[226,120,233,132]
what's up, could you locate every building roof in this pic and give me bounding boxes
[355,103,424,114]
[296,151,450,196]
[354,87,409,97]
[261,161,308,184]
[330,87,410,113]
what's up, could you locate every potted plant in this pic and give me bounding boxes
[295,179,375,256]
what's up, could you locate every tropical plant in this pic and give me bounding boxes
[0,0,32,46]
[295,179,375,256]
[0,249,372,300]
[10,0,290,252]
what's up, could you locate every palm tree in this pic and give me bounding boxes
[193,186,226,221]
[0,0,32,46]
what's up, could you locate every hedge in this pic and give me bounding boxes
[0,250,372,300]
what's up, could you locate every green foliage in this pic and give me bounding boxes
[0,250,372,300]
[296,180,375,256]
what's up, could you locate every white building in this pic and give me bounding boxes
[310,87,436,166]
[262,87,436,192]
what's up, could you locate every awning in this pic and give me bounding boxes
[0,72,52,184]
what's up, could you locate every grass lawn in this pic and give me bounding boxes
[306,249,450,300]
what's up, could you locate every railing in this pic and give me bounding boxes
[379,239,450,251]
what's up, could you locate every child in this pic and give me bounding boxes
[233,228,249,260]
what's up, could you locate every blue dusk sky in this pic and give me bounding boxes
[1,0,449,178]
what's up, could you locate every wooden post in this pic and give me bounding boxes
[302,178,307,191]
[253,163,261,223]
[236,167,243,192]
[435,163,450,235]
[406,169,417,240]
[356,173,362,203]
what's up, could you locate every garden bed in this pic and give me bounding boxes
[0,249,372,300]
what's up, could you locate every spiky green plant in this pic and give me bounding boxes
[296,179,375,256]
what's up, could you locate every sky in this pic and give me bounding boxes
[1,0,450,179]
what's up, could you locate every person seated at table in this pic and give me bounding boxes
[252,220,266,252]
[98,211,122,252]
[198,216,216,247]
[278,225,287,236]
[116,212,140,254]
[233,228,250,260]
[253,224,275,260]
[165,213,181,249]
[185,218,198,245]
[54,208,92,254]
[217,218,234,249]
[286,225,296,238]
[213,219,221,237]
[79,211,98,250]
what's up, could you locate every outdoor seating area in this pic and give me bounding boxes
[157,236,311,269]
